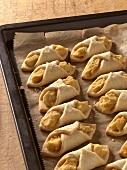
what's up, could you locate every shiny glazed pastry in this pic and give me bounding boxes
[41,121,96,157]
[87,71,127,97]
[39,76,80,112]
[105,159,127,170]
[119,140,127,158]
[70,35,112,62]
[54,143,109,170]
[94,90,127,114]
[106,112,127,137]
[81,51,126,80]
[21,44,69,71]
[27,60,75,87]
[39,100,91,131]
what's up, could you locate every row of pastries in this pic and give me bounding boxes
[21,35,127,170]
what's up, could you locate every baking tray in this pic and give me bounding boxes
[1,10,127,170]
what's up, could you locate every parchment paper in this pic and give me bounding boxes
[14,24,127,170]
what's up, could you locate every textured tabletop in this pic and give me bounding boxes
[0,1,127,170]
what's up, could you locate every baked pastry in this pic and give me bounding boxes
[39,100,91,131]
[27,60,75,87]
[94,90,127,114]
[87,71,127,97]
[70,35,112,62]
[119,140,127,158]
[39,76,80,112]
[21,44,69,71]
[106,112,127,137]
[54,143,109,170]
[81,51,126,80]
[105,159,127,170]
[41,121,96,157]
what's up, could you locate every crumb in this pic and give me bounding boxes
[34,88,40,93]
[19,86,24,90]
[35,116,42,121]
[112,139,115,142]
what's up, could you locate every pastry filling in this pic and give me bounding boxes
[58,157,78,170]
[109,116,126,131]
[97,36,110,49]
[120,142,127,157]
[40,110,61,129]
[121,72,127,79]
[63,76,80,91]
[91,78,105,93]
[31,68,45,83]
[92,144,108,158]
[78,123,94,135]
[111,53,124,63]
[53,45,68,57]
[25,53,39,67]
[83,58,101,77]
[43,90,57,107]
[73,46,87,58]
[75,101,89,113]
[59,61,74,73]
[46,135,62,152]
[99,92,118,113]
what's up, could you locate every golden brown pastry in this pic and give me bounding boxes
[94,90,127,114]
[41,121,96,157]
[87,71,127,97]
[70,35,112,62]
[21,44,68,71]
[39,100,91,131]
[106,112,127,136]
[105,159,127,170]
[54,143,109,170]
[81,51,126,80]
[39,76,80,112]
[119,140,127,158]
[27,60,75,87]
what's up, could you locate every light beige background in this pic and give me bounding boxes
[0,1,127,170]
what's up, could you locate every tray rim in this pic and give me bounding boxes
[1,10,127,170]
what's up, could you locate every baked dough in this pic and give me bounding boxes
[81,51,126,80]
[41,121,96,157]
[21,44,69,71]
[54,143,109,170]
[39,76,80,112]
[119,140,127,158]
[94,90,127,114]
[27,60,75,87]
[106,112,127,136]
[39,100,91,131]
[105,159,127,170]
[70,35,112,62]
[87,71,127,97]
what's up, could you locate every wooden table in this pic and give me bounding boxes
[0,1,127,170]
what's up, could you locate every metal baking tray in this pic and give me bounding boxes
[1,10,127,170]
